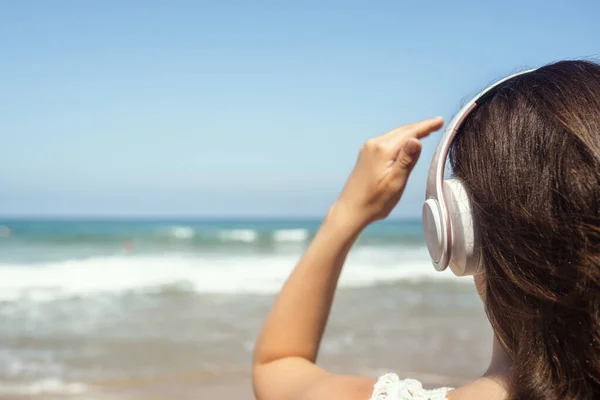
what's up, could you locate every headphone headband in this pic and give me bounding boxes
[423,69,536,274]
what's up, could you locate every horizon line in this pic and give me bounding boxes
[0,213,422,221]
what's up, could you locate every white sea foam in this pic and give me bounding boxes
[272,229,309,243]
[0,379,88,395]
[0,246,461,302]
[217,229,258,242]
[167,226,195,239]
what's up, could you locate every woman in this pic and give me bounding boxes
[252,60,600,400]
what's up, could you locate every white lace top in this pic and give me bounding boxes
[369,373,453,400]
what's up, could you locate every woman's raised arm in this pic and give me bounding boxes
[252,117,444,400]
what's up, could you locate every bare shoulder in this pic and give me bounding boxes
[445,377,507,400]
[302,375,377,400]
[252,357,377,400]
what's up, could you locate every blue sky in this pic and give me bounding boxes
[1,1,598,217]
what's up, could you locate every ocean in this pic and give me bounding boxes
[0,218,493,399]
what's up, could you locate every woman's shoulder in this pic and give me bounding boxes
[369,373,453,400]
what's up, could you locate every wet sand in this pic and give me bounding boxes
[0,282,492,399]
[4,370,466,400]
[95,373,466,400]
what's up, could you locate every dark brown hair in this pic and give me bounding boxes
[449,60,600,399]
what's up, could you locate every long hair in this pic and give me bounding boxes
[449,60,600,399]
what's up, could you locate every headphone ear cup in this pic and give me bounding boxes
[423,198,447,271]
[443,179,481,276]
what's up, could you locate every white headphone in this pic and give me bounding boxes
[422,69,536,276]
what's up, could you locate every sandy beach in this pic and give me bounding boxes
[82,372,468,400]
[0,281,491,399]
[2,366,470,400]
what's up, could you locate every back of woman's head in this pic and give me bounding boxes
[449,60,600,400]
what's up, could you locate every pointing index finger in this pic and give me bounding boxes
[380,117,444,148]
[403,116,445,139]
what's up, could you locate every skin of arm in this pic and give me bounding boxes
[252,117,444,400]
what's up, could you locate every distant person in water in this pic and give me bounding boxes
[0,226,10,237]
[252,60,600,400]
[123,240,133,253]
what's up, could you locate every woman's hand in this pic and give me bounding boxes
[333,117,444,228]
